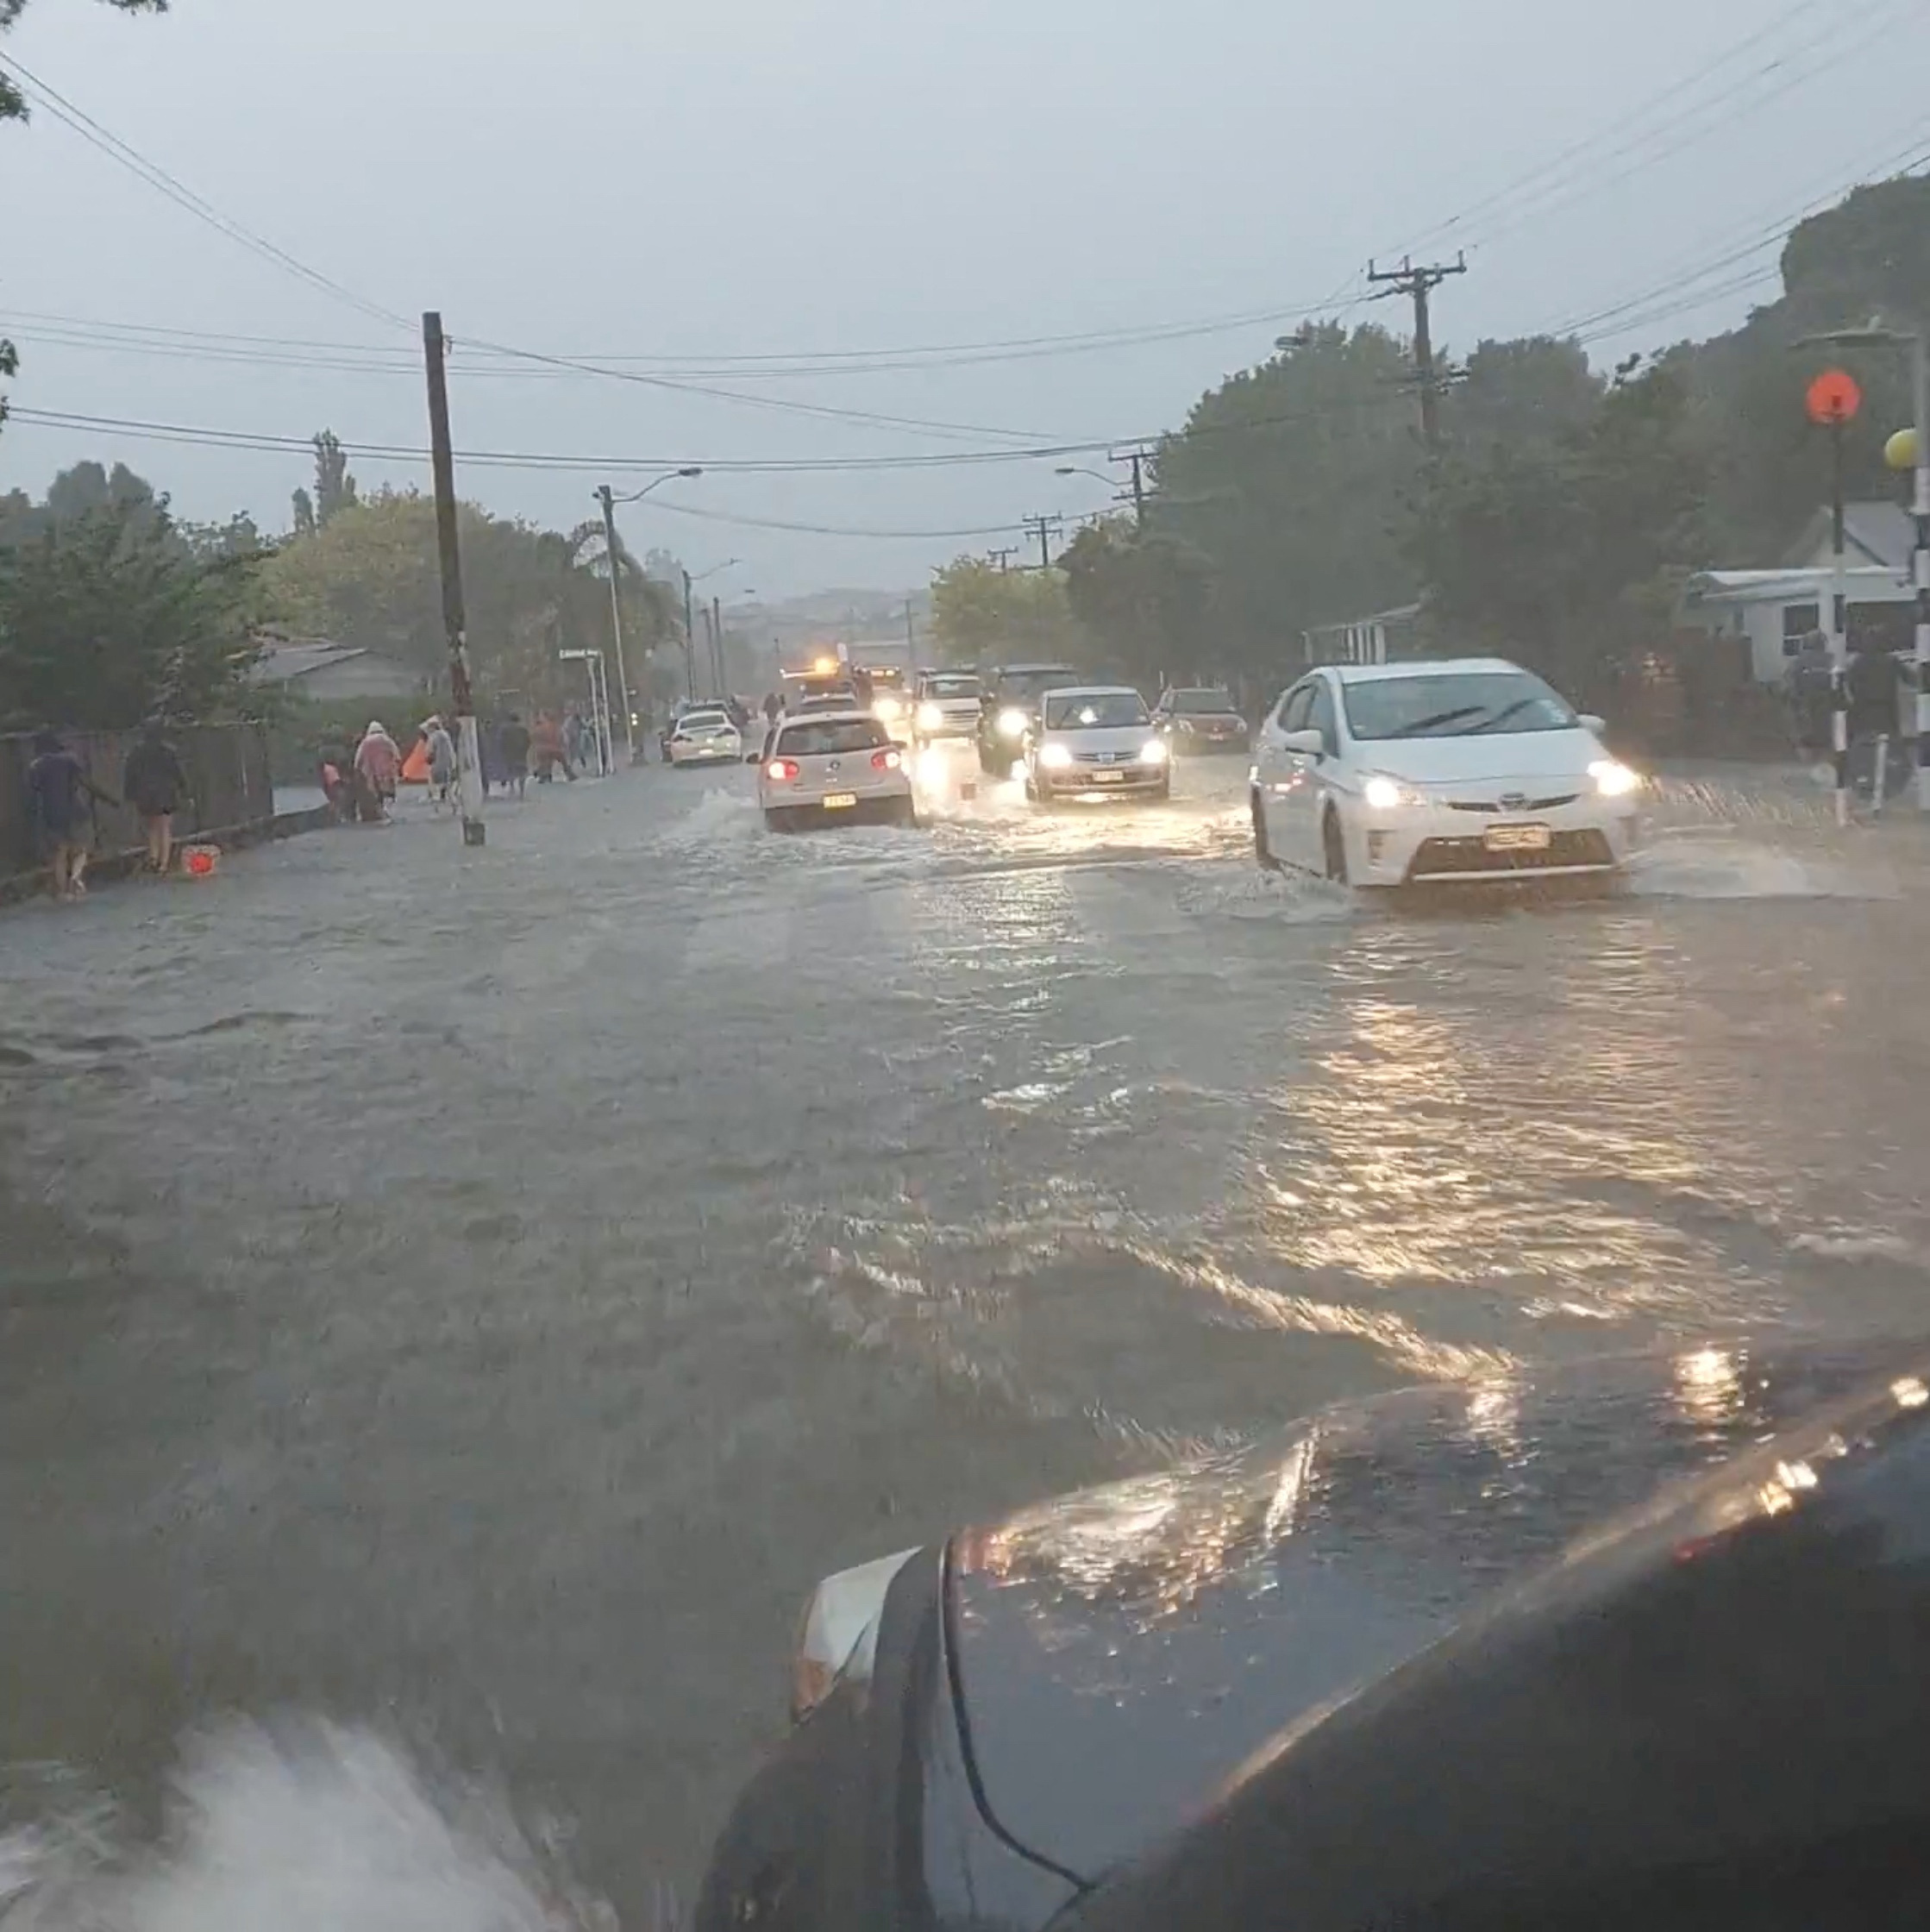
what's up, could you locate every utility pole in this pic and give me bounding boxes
[987,546,1018,573]
[680,568,699,702]
[592,486,638,762]
[1119,446,1151,526]
[905,597,916,659]
[1913,334,1929,814]
[711,594,724,697]
[422,311,485,847]
[1368,254,1466,449]
[1022,513,1065,572]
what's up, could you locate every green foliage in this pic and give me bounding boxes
[312,430,358,524]
[257,483,683,706]
[929,556,1083,665]
[0,466,265,729]
[1407,361,1707,680]
[1059,516,1216,685]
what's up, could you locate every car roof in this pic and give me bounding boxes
[1043,684,1144,700]
[777,708,877,727]
[1323,656,1526,684]
[991,662,1079,674]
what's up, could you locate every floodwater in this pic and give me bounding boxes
[2,755,1927,1927]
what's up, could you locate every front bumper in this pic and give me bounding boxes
[1343,794,1641,886]
[1036,762,1168,799]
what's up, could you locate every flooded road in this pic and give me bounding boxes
[3,756,1927,1925]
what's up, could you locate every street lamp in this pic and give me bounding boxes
[1055,464,1115,487]
[594,467,703,760]
[1797,325,1929,812]
[1054,452,1149,524]
[680,557,741,700]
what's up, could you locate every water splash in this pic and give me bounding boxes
[0,1720,635,1932]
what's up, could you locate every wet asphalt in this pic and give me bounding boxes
[3,752,1929,1919]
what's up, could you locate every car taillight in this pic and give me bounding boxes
[871,750,901,771]
[767,758,799,781]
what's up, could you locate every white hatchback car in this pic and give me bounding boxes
[757,710,917,831]
[667,706,743,768]
[1023,685,1169,805]
[1250,658,1642,887]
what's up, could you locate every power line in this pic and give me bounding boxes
[0,52,414,336]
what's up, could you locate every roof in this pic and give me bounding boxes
[775,708,875,726]
[1325,656,1523,683]
[1788,501,1916,570]
[1303,602,1425,639]
[987,662,1079,674]
[248,637,372,684]
[1684,566,1910,605]
[1043,684,1143,699]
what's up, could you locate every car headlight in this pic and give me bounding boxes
[997,707,1029,737]
[874,694,902,722]
[1139,739,1169,764]
[1362,774,1421,810]
[917,702,943,731]
[1589,758,1641,798]
[1038,742,1074,768]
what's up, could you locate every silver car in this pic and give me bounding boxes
[755,711,917,831]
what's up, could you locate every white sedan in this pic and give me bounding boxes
[1022,685,1169,805]
[1250,658,1642,887]
[667,707,743,767]
[757,710,917,831]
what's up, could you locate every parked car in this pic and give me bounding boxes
[666,706,743,768]
[1249,657,1642,886]
[1152,686,1249,754]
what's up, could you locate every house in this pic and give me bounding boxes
[1301,603,1423,668]
[1679,500,1919,686]
[249,636,425,703]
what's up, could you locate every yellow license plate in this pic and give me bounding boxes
[821,793,858,809]
[1485,823,1551,852]
[1092,769,1125,783]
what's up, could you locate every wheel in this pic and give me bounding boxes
[1251,792,1280,871]
[763,806,793,833]
[1022,771,1037,803]
[892,795,918,829]
[1150,781,1171,804]
[1322,808,1350,884]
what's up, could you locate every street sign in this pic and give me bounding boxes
[1806,367,1863,425]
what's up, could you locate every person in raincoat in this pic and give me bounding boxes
[354,720,402,821]
[422,714,458,812]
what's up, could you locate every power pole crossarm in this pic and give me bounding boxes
[1368,254,1466,450]
[1021,513,1065,571]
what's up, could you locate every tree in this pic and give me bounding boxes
[291,487,317,538]
[1409,360,1707,684]
[0,486,263,730]
[1059,516,1216,686]
[311,430,359,524]
[929,556,1082,665]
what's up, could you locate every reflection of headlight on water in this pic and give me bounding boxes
[1038,742,1074,768]
[874,694,903,722]
[914,745,954,790]
[916,702,943,731]
[997,707,1029,737]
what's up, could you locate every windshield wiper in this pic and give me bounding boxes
[1467,698,1549,735]
[1386,704,1489,737]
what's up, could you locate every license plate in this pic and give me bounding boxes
[821,792,857,809]
[1092,769,1125,783]
[1485,823,1551,852]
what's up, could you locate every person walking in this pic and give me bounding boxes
[1845,638,1917,803]
[354,719,403,820]
[498,712,532,799]
[122,718,191,875]
[423,715,458,814]
[1783,631,1833,760]
[24,731,116,900]
[531,712,576,784]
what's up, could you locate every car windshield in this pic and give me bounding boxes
[922,675,980,700]
[1340,671,1577,740]
[1043,692,1150,729]
[996,668,1078,702]
[776,719,888,756]
[1170,689,1236,714]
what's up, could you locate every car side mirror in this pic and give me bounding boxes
[743,752,761,764]
[1281,727,1326,757]
[1577,712,1606,735]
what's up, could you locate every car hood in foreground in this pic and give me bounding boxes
[1355,724,1601,786]
[946,1337,1910,1885]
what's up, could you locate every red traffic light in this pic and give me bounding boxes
[1806,367,1863,425]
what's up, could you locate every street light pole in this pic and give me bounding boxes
[592,467,702,764]
[1911,331,1929,812]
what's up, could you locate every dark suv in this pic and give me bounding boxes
[975,663,1080,777]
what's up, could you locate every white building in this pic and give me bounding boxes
[1681,501,1917,686]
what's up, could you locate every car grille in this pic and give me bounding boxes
[1407,830,1614,878]
[1445,794,1581,813]
[1072,749,1139,765]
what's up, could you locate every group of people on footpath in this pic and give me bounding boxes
[22,719,191,902]
[317,706,600,825]
[1783,630,1921,802]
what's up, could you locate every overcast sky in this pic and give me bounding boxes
[3,0,1927,594]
